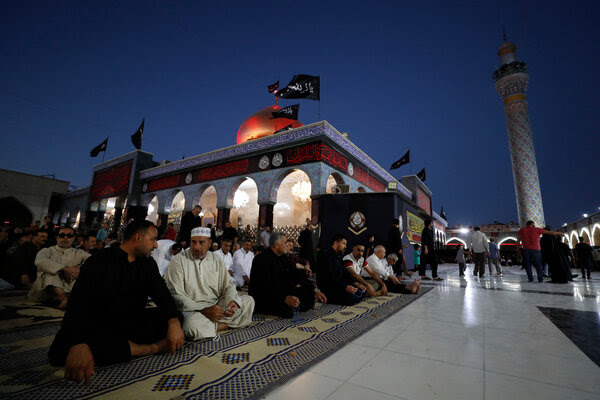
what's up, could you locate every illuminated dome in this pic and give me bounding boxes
[236,105,303,144]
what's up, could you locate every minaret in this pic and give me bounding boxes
[494,40,545,227]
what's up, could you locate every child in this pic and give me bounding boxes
[455,243,466,277]
[413,244,421,273]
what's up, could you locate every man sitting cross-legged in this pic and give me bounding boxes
[343,243,387,297]
[366,246,421,294]
[249,232,327,318]
[29,226,90,309]
[164,227,254,340]
[48,220,185,384]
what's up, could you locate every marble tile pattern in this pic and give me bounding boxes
[262,264,600,400]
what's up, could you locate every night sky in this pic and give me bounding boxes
[1,1,598,228]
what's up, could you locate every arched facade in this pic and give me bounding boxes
[445,237,467,246]
[229,178,259,228]
[273,169,313,227]
[570,232,579,246]
[592,224,600,246]
[498,236,518,246]
[580,228,591,244]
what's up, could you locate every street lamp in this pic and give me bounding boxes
[583,213,588,218]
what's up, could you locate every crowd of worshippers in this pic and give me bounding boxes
[0,212,424,384]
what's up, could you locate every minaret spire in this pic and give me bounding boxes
[493,40,545,227]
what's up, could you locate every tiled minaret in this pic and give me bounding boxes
[494,40,545,227]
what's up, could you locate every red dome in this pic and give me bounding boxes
[236,105,303,144]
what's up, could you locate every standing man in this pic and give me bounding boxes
[518,220,564,283]
[575,237,594,280]
[29,226,90,308]
[164,227,254,340]
[260,226,271,248]
[48,220,184,384]
[317,234,366,305]
[250,232,326,318]
[222,221,239,247]
[178,205,203,248]
[469,227,489,278]
[420,219,443,281]
[231,239,254,287]
[487,237,502,276]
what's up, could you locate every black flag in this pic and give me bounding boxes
[131,119,144,150]
[275,74,320,100]
[273,124,294,134]
[271,104,299,120]
[390,150,410,170]
[417,168,426,182]
[90,138,108,157]
[268,81,279,93]
[441,206,447,220]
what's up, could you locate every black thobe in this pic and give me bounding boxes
[575,242,594,275]
[249,248,314,318]
[298,228,317,270]
[5,242,40,287]
[317,248,363,305]
[222,227,239,242]
[178,212,203,245]
[543,236,573,283]
[48,246,181,366]
[420,226,438,277]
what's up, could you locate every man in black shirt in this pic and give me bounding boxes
[48,220,184,384]
[575,237,594,279]
[249,232,325,318]
[318,234,366,305]
[178,205,203,247]
[222,221,239,246]
[420,219,442,281]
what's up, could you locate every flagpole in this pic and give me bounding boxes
[102,149,106,163]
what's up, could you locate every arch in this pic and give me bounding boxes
[145,195,159,223]
[580,227,591,244]
[445,237,467,246]
[273,169,312,227]
[563,235,570,246]
[498,236,518,246]
[270,167,316,202]
[198,186,218,226]
[325,172,345,194]
[164,190,185,213]
[570,231,579,246]
[226,177,258,208]
[0,196,34,227]
[592,224,600,246]
[229,178,259,228]
[192,184,213,207]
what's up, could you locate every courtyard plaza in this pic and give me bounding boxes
[262,263,600,400]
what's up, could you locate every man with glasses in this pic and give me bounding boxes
[29,226,90,308]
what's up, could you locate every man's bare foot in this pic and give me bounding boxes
[57,299,68,309]
[129,338,170,357]
[217,322,229,332]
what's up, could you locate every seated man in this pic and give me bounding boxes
[343,243,386,297]
[231,239,254,287]
[214,238,234,278]
[366,246,421,294]
[317,234,366,305]
[48,220,184,384]
[164,227,254,340]
[29,226,90,308]
[6,229,48,289]
[151,239,183,276]
[250,232,326,318]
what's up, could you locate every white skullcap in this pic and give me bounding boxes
[190,227,211,238]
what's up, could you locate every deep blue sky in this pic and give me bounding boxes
[1,1,598,228]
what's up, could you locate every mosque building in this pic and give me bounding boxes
[54,105,447,244]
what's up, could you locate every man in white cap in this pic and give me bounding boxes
[164,227,254,340]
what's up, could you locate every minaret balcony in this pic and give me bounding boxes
[493,61,528,81]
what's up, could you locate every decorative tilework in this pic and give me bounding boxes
[152,374,194,391]
[266,338,290,346]
[297,327,318,333]
[252,316,266,321]
[222,353,250,364]
[321,318,339,323]
[340,311,355,316]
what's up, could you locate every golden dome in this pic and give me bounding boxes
[236,105,303,144]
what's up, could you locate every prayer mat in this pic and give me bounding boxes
[0,290,64,332]
[0,288,432,400]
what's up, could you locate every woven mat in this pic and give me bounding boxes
[0,287,431,400]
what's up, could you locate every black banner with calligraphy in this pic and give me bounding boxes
[271,104,299,120]
[275,75,320,100]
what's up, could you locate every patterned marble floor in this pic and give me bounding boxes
[260,264,600,400]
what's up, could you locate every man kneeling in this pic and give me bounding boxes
[164,227,254,340]
[48,220,184,384]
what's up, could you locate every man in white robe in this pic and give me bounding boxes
[151,239,182,276]
[231,239,254,287]
[213,238,234,277]
[164,227,254,340]
[29,226,90,308]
